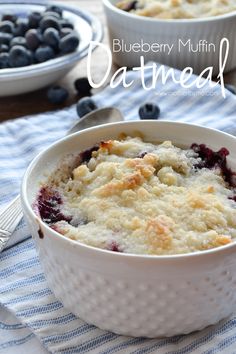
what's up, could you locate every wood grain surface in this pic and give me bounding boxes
[0,0,235,122]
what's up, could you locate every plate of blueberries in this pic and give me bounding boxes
[0,1,103,96]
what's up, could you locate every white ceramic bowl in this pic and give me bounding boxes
[21,121,236,338]
[0,1,103,96]
[103,0,236,75]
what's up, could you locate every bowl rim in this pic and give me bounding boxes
[0,0,103,79]
[21,120,236,261]
[103,0,236,24]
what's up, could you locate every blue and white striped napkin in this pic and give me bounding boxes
[1,63,236,354]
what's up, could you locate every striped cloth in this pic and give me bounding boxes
[1,63,236,354]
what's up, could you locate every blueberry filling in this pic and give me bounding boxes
[36,141,236,248]
[138,151,148,158]
[229,195,236,202]
[191,143,236,199]
[107,241,122,252]
[79,145,99,163]
[36,186,71,224]
[191,143,229,168]
[121,1,138,12]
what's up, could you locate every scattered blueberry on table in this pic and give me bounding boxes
[46,76,93,106]
[74,77,92,96]
[0,5,80,68]
[76,97,98,117]
[47,85,69,104]
[139,103,160,120]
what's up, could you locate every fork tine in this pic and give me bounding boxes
[0,203,14,225]
[0,195,23,252]
[1,197,22,230]
[1,201,20,226]
[0,230,11,250]
[2,206,21,231]
[0,195,22,232]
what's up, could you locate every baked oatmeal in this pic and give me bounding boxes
[116,0,236,19]
[34,136,236,255]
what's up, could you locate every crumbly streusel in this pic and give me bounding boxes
[35,137,236,255]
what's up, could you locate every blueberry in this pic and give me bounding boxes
[14,18,29,36]
[35,45,55,62]
[121,0,138,11]
[74,77,92,96]
[39,16,61,32]
[43,11,60,19]
[43,28,60,49]
[0,44,9,53]
[139,103,160,120]
[59,33,79,54]
[47,86,68,104]
[37,187,71,224]
[9,45,31,67]
[0,52,9,68]
[60,27,73,38]
[25,29,42,50]
[10,36,27,48]
[0,32,13,45]
[1,13,17,23]
[27,49,35,64]
[76,97,97,118]
[79,145,99,163]
[60,20,74,29]
[225,84,236,95]
[45,5,63,17]
[28,12,42,28]
[0,20,14,33]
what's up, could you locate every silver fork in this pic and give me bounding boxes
[0,195,22,251]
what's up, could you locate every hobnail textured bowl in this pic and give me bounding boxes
[0,1,103,96]
[21,121,236,338]
[103,0,236,75]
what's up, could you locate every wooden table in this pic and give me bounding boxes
[0,0,235,122]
